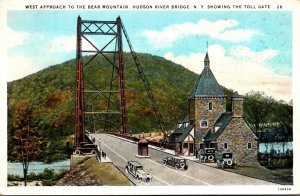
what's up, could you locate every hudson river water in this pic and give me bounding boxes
[259,142,293,153]
[8,159,70,176]
[8,142,292,176]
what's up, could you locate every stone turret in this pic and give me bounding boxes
[189,51,226,147]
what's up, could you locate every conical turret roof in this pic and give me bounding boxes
[190,52,224,98]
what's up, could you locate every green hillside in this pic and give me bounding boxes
[7,53,198,131]
[7,53,199,162]
[7,52,292,162]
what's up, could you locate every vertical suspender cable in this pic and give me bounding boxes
[121,21,168,143]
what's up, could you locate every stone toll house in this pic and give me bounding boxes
[169,51,258,166]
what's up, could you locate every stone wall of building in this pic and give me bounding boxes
[191,97,226,147]
[189,99,195,122]
[217,117,258,166]
[232,96,243,117]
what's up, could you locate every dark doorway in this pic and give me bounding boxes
[189,143,194,155]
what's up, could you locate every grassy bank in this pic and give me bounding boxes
[223,165,293,185]
[57,157,132,186]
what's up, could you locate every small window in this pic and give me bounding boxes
[209,102,213,111]
[183,143,188,148]
[224,142,228,149]
[247,142,252,149]
[200,120,208,128]
[183,122,189,128]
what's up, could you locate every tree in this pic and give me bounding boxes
[274,101,293,139]
[273,101,293,154]
[11,102,43,186]
[244,91,276,140]
[223,87,239,111]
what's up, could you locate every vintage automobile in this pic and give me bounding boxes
[216,152,238,169]
[162,156,188,170]
[199,148,216,163]
[125,161,152,183]
[74,142,98,155]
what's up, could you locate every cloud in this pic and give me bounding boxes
[49,35,106,53]
[164,45,291,102]
[7,56,40,81]
[6,27,29,49]
[211,29,261,42]
[229,46,278,62]
[142,19,261,48]
[3,27,34,81]
[50,35,76,53]
[6,32,115,81]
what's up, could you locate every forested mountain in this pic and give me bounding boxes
[7,53,198,162]
[7,53,292,162]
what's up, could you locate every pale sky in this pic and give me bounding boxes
[6,10,292,102]
[1,0,300,195]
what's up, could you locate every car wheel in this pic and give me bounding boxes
[180,163,185,168]
[137,177,142,183]
[74,149,81,155]
[163,161,167,165]
[91,149,97,155]
[227,160,233,166]
[208,155,214,161]
[175,164,179,169]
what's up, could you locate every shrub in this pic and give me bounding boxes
[28,172,38,180]
[8,165,67,186]
[7,174,21,181]
[55,169,67,180]
[42,179,55,186]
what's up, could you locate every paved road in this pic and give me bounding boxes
[94,133,276,186]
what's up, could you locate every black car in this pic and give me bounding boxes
[162,156,188,170]
[199,148,216,163]
[74,142,98,155]
[216,153,237,169]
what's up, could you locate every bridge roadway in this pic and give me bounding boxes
[93,133,276,186]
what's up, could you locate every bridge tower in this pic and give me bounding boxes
[74,16,127,148]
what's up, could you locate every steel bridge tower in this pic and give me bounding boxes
[74,16,127,148]
[74,16,167,150]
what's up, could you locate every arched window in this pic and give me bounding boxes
[224,142,228,149]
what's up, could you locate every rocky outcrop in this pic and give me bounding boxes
[56,157,131,186]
